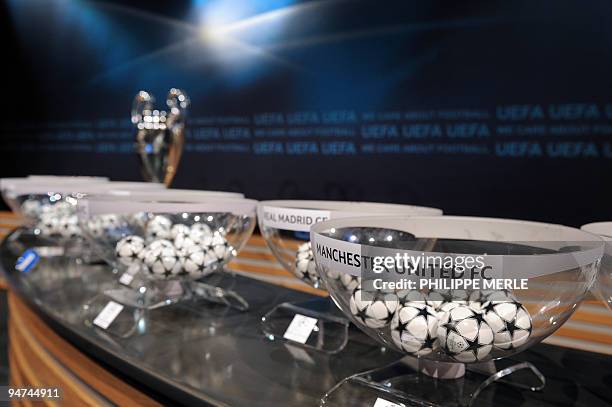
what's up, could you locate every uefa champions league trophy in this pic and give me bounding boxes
[131,88,190,186]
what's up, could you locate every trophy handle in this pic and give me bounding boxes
[166,88,190,125]
[131,91,155,125]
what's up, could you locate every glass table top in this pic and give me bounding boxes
[1,230,611,406]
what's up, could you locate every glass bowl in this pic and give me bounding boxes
[0,176,108,214]
[10,181,166,242]
[581,222,612,311]
[311,216,603,364]
[257,200,442,290]
[77,196,257,309]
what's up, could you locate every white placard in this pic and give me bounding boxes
[310,232,363,276]
[311,230,603,279]
[261,206,331,232]
[283,314,318,344]
[118,273,134,286]
[93,301,124,329]
[372,398,404,407]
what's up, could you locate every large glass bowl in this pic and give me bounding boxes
[77,196,257,309]
[257,200,442,290]
[311,216,603,364]
[0,176,109,214]
[581,222,612,311]
[8,182,165,248]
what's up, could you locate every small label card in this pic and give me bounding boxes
[118,273,134,286]
[93,301,124,329]
[373,398,405,407]
[283,314,318,344]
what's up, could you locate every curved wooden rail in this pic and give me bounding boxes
[8,292,162,406]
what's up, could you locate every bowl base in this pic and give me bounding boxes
[320,356,545,406]
[261,297,349,354]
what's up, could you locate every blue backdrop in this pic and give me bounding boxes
[1,0,611,226]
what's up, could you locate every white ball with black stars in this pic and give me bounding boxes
[435,301,463,318]
[115,235,146,266]
[190,223,213,242]
[180,245,216,276]
[210,232,232,260]
[350,288,399,329]
[425,291,448,310]
[21,199,42,218]
[143,242,182,277]
[482,300,532,350]
[397,290,428,305]
[37,214,60,237]
[54,201,73,216]
[140,239,173,263]
[323,265,341,280]
[86,218,104,238]
[146,215,172,241]
[391,302,439,356]
[437,305,494,362]
[174,234,197,251]
[294,242,319,283]
[171,224,191,240]
[57,215,81,239]
[468,290,515,312]
[99,214,121,232]
[340,274,361,292]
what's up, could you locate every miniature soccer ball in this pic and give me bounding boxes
[425,291,448,310]
[181,245,216,276]
[340,274,361,292]
[190,223,213,242]
[468,290,515,311]
[55,201,73,215]
[36,214,60,237]
[174,234,197,251]
[435,301,464,318]
[397,290,428,305]
[128,212,148,228]
[145,239,174,251]
[115,235,146,266]
[429,289,469,305]
[350,288,399,328]
[323,265,341,280]
[146,215,172,241]
[391,302,439,356]
[482,300,532,350]
[57,215,81,239]
[210,232,232,260]
[99,214,121,232]
[86,218,104,238]
[21,199,42,218]
[294,242,319,284]
[171,224,191,240]
[143,242,182,277]
[437,305,494,362]
[191,231,213,250]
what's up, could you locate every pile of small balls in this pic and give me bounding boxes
[115,215,233,279]
[336,274,532,363]
[293,242,320,285]
[292,244,532,362]
[22,199,82,240]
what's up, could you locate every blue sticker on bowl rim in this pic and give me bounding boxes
[15,249,40,273]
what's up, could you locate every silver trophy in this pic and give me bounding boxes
[132,88,190,186]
